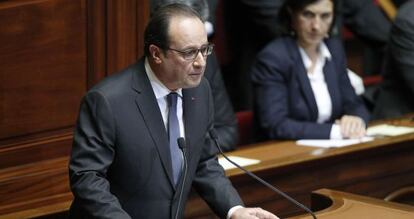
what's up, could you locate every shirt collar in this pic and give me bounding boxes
[144,58,183,99]
[298,41,332,70]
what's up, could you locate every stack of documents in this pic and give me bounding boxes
[296,137,373,148]
[218,156,260,170]
[296,124,414,148]
[366,124,414,137]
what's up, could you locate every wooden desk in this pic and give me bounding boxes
[1,117,414,218]
[289,189,414,219]
[185,117,414,218]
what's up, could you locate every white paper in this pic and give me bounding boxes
[296,136,374,148]
[218,156,260,170]
[367,124,414,137]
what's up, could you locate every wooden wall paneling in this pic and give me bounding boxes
[0,0,87,213]
[0,130,72,168]
[0,0,151,217]
[87,0,107,88]
[0,157,71,215]
[137,0,149,58]
[0,0,87,141]
[87,0,149,86]
[107,0,138,74]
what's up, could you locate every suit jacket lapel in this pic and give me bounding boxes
[323,58,341,120]
[288,39,319,121]
[132,60,175,188]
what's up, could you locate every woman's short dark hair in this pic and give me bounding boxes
[278,0,337,36]
[144,3,203,57]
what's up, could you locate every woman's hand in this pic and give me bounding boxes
[336,115,366,139]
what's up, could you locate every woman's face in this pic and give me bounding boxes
[291,0,334,49]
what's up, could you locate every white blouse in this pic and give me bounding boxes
[298,42,342,139]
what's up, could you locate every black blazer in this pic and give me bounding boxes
[373,1,414,119]
[251,37,369,140]
[69,58,242,219]
[204,52,238,150]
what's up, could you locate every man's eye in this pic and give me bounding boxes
[183,49,197,57]
[200,46,208,53]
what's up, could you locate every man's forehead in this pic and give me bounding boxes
[167,16,207,47]
[168,15,203,29]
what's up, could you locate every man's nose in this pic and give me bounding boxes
[193,51,206,67]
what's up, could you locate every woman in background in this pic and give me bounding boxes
[251,0,369,140]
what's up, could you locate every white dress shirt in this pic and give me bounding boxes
[298,43,342,139]
[145,59,185,137]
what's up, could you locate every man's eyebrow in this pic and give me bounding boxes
[180,43,210,50]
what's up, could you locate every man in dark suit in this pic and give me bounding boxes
[69,3,278,219]
[373,0,414,119]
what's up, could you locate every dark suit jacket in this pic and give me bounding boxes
[69,59,242,219]
[251,37,370,140]
[373,1,414,119]
[204,52,238,150]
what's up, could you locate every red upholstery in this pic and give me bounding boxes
[363,75,383,86]
[236,110,254,146]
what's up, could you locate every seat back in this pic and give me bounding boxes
[236,110,254,146]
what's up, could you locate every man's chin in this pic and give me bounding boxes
[183,79,202,89]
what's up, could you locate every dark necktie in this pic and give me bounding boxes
[167,92,183,186]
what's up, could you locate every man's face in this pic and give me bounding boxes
[157,16,208,91]
[292,0,333,48]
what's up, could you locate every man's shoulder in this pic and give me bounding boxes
[88,60,144,97]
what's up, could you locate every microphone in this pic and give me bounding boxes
[175,137,188,219]
[177,137,186,151]
[209,129,317,219]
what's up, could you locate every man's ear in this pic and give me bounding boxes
[149,44,163,64]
